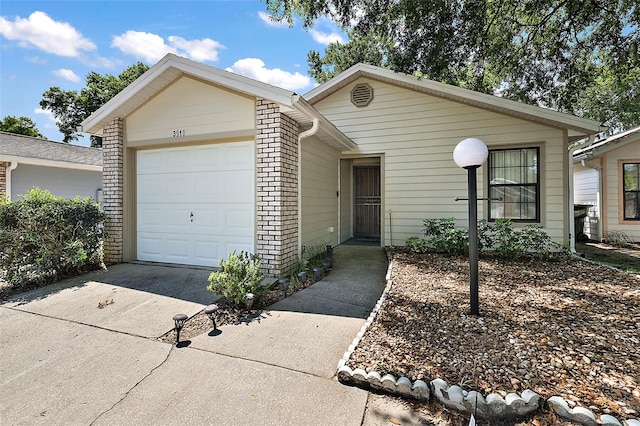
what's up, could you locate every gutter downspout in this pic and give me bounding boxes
[569,135,595,254]
[580,158,603,242]
[5,161,18,201]
[297,119,320,257]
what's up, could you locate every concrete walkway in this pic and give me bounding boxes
[0,245,399,425]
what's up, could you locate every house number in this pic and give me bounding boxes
[172,130,186,137]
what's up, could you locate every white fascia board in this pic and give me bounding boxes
[0,155,102,172]
[81,54,296,134]
[292,95,357,150]
[306,63,605,137]
[575,135,640,159]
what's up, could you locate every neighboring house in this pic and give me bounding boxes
[0,132,102,201]
[80,54,603,276]
[573,126,640,242]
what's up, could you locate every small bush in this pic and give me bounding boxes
[0,188,105,287]
[420,218,469,255]
[406,217,568,260]
[207,251,265,305]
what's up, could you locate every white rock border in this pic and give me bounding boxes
[336,250,640,425]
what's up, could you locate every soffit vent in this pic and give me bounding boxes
[351,83,374,107]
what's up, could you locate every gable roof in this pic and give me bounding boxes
[80,54,356,151]
[305,63,605,142]
[573,126,640,160]
[0,132,102,171]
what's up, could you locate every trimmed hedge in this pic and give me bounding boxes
[0,188,105,288]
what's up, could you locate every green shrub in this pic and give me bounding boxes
[0,188,105,287]
[207,251,265,305]
[406,217,568,260]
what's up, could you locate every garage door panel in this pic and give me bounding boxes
[193,240,219,265]
[224,143,254,167]
[221,172,254,201]
[138,148,191,174]
[222,237,254,258]
[165,239,190,263]
[138,206,192,234]
[224,208,253,233]
[136,142,255,267]
[192,171,254,201]
[137,235,163,259]
[193,146,222,170]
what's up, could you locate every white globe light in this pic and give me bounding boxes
[453,138,488,168]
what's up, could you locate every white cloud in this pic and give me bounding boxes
[258,11,289,28]
[25,56,47,64]
[167,36,223,62]
[0,11,96,57]
[34,107,55,121]
[112,30,224,63]
[226,58,311,91]
[53,68,81,83]
[309,28,344,45]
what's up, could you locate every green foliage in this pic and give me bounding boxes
[406,217,568,260]
[207,251,265,305]
[266,0,639,129]
[0,115,44,138]
[39,62,149,145]
[0,188,105,287]
[289,243,329,286]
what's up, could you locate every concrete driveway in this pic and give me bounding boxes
[0,246,419,425]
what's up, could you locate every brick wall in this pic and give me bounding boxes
[0,162,7,199]
[255,99,300,277]
[102,119,124,264]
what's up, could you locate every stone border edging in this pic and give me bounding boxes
[336,251,640,425]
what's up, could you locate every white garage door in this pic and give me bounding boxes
[136,142,254,267]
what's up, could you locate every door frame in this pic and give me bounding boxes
[339,155,384,245]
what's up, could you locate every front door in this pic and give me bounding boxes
[354,166,381,240]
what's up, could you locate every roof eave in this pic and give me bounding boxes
[292,95,357,151]
[0,155,102,171]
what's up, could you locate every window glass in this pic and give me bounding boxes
[489,148,539,222]
[623,162,640,220]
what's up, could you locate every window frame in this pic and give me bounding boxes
[622,161,640,221]
[487,147,541,223]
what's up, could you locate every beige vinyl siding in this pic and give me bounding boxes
[603,142,640,241]
[301,136,340,248]
[126,76,255,144]
[315,78,568,245]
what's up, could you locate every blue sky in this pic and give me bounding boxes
[0,1,346,145]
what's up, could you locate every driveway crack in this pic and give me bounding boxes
[89,345,174,425]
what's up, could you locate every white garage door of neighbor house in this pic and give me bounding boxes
[136,142,255,267]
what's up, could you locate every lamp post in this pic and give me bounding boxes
[453,138,488,316]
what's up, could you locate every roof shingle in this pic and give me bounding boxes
[0,132,102,167]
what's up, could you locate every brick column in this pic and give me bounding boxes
[256,99,299,277]
[0,162,7,200]
[102,118,124,264]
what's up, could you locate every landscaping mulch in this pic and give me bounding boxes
[158,275,322,344]
[347,250,640,424]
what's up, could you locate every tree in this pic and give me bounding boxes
[0,116,45,138]
[266,0,639,130]
[40,62,149,146]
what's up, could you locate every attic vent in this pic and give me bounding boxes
[351,83,373,107]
